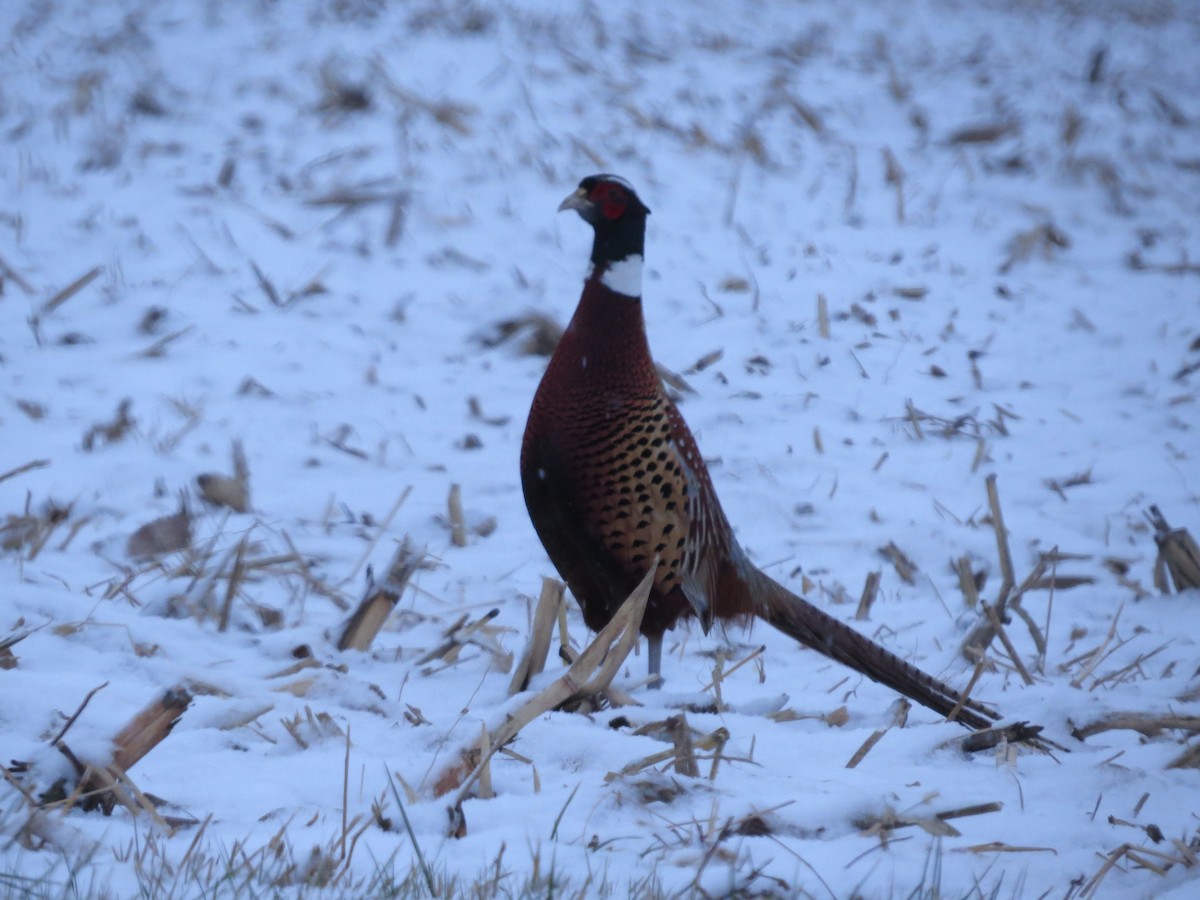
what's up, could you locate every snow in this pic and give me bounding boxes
[2,0,1199,896]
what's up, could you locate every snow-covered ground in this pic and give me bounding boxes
[3,0,1199,896]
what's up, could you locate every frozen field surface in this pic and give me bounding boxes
[2,0,1199,897]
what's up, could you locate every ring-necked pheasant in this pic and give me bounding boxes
[520,174,998,730]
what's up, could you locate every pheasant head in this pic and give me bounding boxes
[558,175,651,296]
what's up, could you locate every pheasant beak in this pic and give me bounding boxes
[557,186,591,213]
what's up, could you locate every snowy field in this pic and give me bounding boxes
[3,0,1200,896]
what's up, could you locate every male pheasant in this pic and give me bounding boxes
[521,174,998,730]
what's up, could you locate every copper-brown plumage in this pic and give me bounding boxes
[521,175,998,730]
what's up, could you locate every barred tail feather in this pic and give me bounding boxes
[750,568,998,731]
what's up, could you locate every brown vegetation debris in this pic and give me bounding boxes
[82,398,136,451]
[877,541,917,584]
[126,503,192,560]
[0,627,34,670]
[2,497,72,559]
[1000,222,1070,273]
[956,721,1050,754]
[416,608,510,672]
[656,362,697,396]
[478,313,562,357]
[0,458,50,484]
[337,537,424,651]
[509,578,566,695]
[686,348,724,374]
[435,563,653,814]
[1080,839,1198,897]
[856,801,1003,839]
[196,439,251,512]
[280,707,344,749]
[1071,713,1200,742]
[28,266,102,345]
[605,716,730,783]
[1166,744,1200,770]
[946,120,1020,145]
[1044,468,1093,500]
[316,64,372,114]
[960,478,1065,679]
[35,684,192,818]
[1147,506,1200,593]
[467,396,510,427]
[845,699,909,769]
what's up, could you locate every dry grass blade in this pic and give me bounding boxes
[0,459,50,485]
[882,146,905,222]
[1081,843,1132,898]
[856,801,1003,838]
[385,194,406,247]
[218,533,250,633]
[1071,713,1200,742]
[604,722,730,783]
[942,656,989,730]
[436,560,655,810]
[415,608,503,667]
[385,771,437,892]
[987,474,1016,610]
[280,530,349,611]
[250,261,283,307]
[41,265,102,317]
[846,699,909,769]
[508,578,565,695]
[137,325,195,358]
[946,120,1019,145]
[1089,640,1171,691]
[1067,604,1123,689]
[981,600,1034,686]
[961,842,1057,854]
[699,644,765,692]
[337,537,423,651]
[904,399,925,439]
[344,487,412,584]
[961,475,1019,659]
[0,254,36,294]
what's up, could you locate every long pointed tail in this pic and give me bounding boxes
[749,567,998,730]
